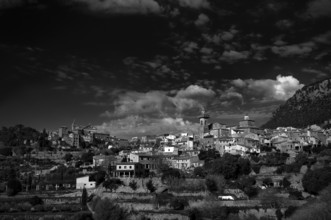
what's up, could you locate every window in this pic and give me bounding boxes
[119,166,121,169]
[129,166,132,169]
[124,166,127,169]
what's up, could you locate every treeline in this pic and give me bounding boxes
[263,94,331,129]
[0,124,40,146]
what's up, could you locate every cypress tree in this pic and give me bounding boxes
[81,187,88,210]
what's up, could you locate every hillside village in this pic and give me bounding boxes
[1,111,331,220]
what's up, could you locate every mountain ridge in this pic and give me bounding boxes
[262,78,331,129]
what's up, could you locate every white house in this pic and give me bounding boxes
[76,176,96,189]
[224,144,250,156]
[164,145,178,154]
[218,195,235,200]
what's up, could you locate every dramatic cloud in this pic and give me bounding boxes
[314,31,331,44]
[175,85,215,101]
[302,68,328,78]
[178,0,210,9]
[97,115,199,138]
[195,13,210,26]
[71,0,161,14]
[101,85,215,119]
[220,50,250,63]
[227,75,304,102]
[306,0,331,18]
[271,42,315,57]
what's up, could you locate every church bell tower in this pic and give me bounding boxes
[198,110,210,139]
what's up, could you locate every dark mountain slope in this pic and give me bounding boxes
[263,78,331,128]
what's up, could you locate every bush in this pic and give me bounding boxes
[44,204,54,212]
[18,202,32,212]
[71,205,82,212]
[302,167,331,195]
[284,206,297,218]
[6,179,22,196]
[0,203,11,213]
[146,179,156,193]
[59,204,71,212]
[188,208,201,220]
[205,175,225,194]
[92,197,129,220]
[29,196,44,206]
[154,193,174,206]
[103,178,124,192]
[71,212,94,220]
[167,178,205,193]
[161,168,183,183]
[34,204,44,212]
[170,198,189,210]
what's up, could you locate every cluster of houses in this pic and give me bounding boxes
[2,110,331,192]
[75,111,331,190]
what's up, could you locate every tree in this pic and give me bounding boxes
[71,212,94,220]
[91,170,106,186]
[91,197,128,220]
[64,153,73,162]
[146,179,156,193]
[281,177,291,188]
[29,196,43,206]
[262,178,273,187]
[129,180,138,192]
[284,206,297,218]
[302,167,331,195]
[7,179,22,196]
[161,168,183,183]
[275,209,283,220]
[193,167,206,178]
[289,184,331,220]
[206,153,251,180]
[205,175,225,194]
[170,198,188,210]
[81,152,94,164]
[81,187,88,210]
[103,179,123,192]
[205,178,217,193]
[236,176,258,198]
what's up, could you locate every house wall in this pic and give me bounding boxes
[76,176,96,189]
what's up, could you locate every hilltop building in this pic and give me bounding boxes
[198,110,210,139]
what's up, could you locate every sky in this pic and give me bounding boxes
[0,0,330,138]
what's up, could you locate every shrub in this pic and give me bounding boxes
[284,206,297,218]
[71,212,94,220]
[188,208,201,220]
[129,180,138,192]
[146,179,156,193]
[44,204,54,212]
[0,203,11,213]
[81,187,88,210]
[205,175,225,193]
[302,167,331,195]
[6,179,22,196]
[170,198,189,210]
[71,205,82,212]
[154,193,174,206]
[18,202,32,212]
[59,204,71,212]
[167,178,205,193]
[34,204,44,212]
[29,196,44,206]
[92,197,129,220]
[103,178,124,192]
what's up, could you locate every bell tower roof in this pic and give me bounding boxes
[198,110,210,119]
